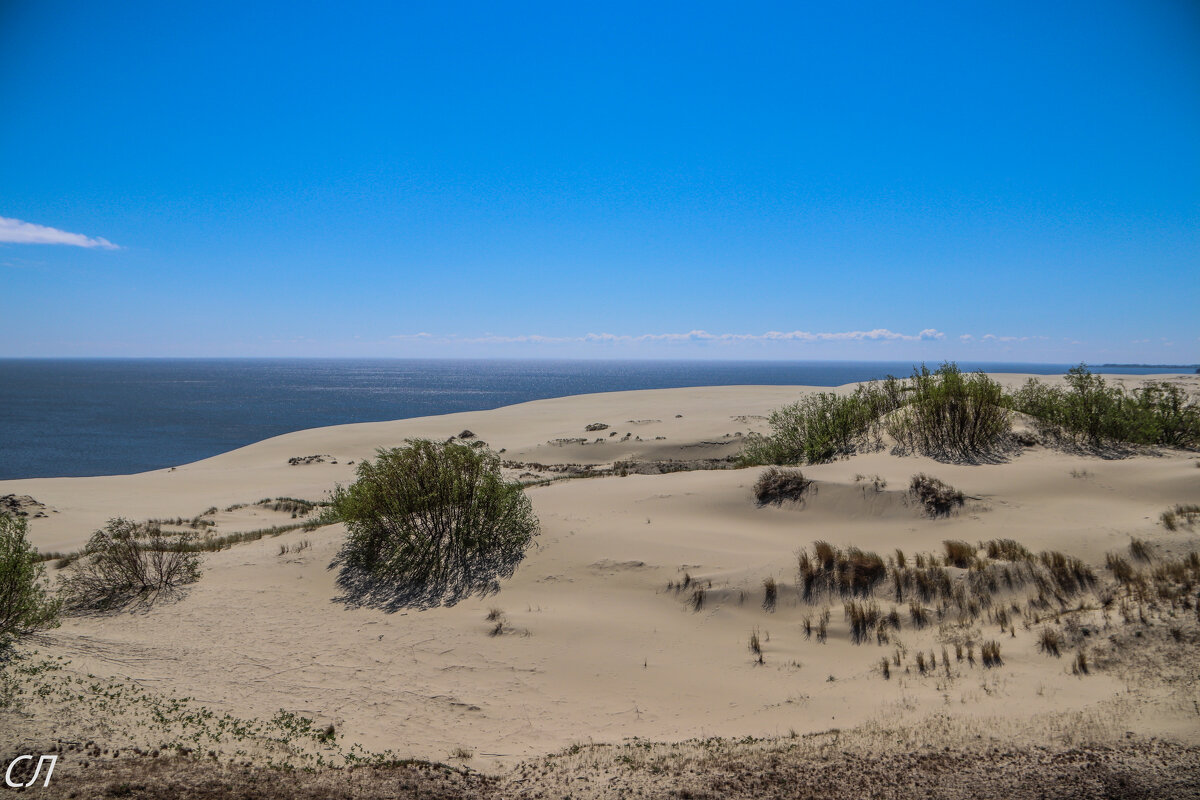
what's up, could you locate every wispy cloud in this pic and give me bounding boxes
[391,328,946,345]
[0,216,119,249]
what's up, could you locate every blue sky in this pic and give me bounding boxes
[1,1,1197,361]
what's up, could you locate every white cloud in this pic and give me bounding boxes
[0,216,119,249]
[390,327,948,345]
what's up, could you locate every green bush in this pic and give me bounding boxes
[1010,365,1200,449]
[61,519,203,610]
[332,440,539,607]
[740,381,902,466]
[0,515,61,639]
[887,363,1011,458]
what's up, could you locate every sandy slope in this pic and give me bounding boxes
[3,375,1199,776]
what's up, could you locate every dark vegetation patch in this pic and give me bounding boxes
[1009,367,1200,451]
[909,473,965,516]
[38,739,1200,800]
[753,467,812,506]
[332,440,539,610]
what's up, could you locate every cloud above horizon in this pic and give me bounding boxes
[0,216,119,249]
[391,327,947,345]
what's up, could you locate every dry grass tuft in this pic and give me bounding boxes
[909,474,965,516]
[754,467,812,505]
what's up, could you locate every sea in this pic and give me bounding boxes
[0,359,1188,480]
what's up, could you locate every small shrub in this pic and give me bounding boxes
[910,474,964,516]
[62,519,202,610]
[753,468,812,506]
[0,515,61,639]
[332,440,539,607]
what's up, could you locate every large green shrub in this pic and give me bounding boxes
[61,519,203,610]
[1010,365,1200,449]
[0,515,60,639]
[332,440,539,607]
[887,363,1011,459]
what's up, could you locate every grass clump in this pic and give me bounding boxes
[909,474,964,516]
[980,640,1002,667]
[984,539,1034,562]
[332,440,539,608]
[61,519,203,610]
[753,467,812,506]
[0,515,61,640]
[763,577,778,610]
[1038,627,1063,656]
[888,363,1011,458]
[797,543,887,600]
[943,540,976,568]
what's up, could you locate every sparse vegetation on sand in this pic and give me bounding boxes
[1160,504,1200,531]
[332,440,539,608]
[61,519,203,610]
[742,364,1016,465]
[753,467,811,506]
[746,364,1199,468]
[0,514,61,639]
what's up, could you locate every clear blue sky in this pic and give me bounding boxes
[2,1,1197,361]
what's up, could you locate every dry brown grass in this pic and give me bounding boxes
[909,474,964,516]
[753,467,812,506]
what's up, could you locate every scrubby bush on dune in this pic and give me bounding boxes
[332,440,539,608]
[742,366,1010,465]
[0,515,60,639]
[739,381,904,466]
[61,519,202,610]
[887,364,1011,459]
[1010,365,1200,450]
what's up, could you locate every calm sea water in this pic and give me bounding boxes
[0,359,1185,480]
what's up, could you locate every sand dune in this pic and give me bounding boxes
[3,376,1199,787]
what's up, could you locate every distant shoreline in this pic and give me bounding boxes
[1099,363,1198,370]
